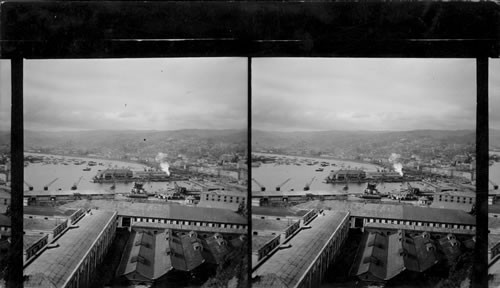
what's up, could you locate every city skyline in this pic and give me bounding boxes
[12,58,247,132]
[253,58,500,132]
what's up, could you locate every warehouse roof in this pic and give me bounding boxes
[252,206,311,218]
[24,210,117,288]
[61,199,247,225]
[252,219,295,232]
[24,206,79,218]
[253,211,349,287]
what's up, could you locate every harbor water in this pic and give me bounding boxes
[24,153,172,194]
[252,153,411,195]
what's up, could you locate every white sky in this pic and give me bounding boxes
[253,58,500,132]
[1,58,247,131]
[0,60,11,131]
[0,58,499,132]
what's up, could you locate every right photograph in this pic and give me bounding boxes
[488,58,500,287]
[251,58,477,288]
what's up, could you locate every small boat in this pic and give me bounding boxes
[315,168,324,172]
[83,167,91,171]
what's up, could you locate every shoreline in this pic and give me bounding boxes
[251,152,384,169]
[24,151,149,168]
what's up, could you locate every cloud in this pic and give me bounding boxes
[253,58,477,131]
[22,58,247,131]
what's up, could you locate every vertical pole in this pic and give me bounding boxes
[473,57,488,288]
[247,56,252,285]
[7,58,23,288]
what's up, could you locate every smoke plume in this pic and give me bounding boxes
[155,152,171,176]
[388,153,404,176]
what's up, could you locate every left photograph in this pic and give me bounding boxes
[0,60,12,286]
[21,58,249,288]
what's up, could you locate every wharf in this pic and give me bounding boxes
[325,177,421,184]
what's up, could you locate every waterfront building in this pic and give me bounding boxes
[251,190,346,206]
[365,171,402,180]
[61,200,247,232]
[252,211,350,288]
[133,170,169,181]
[430,191,475,211]
[24,209,118,288]
[327,170,366,182]
[197,190,247,211]
[23,206,86,264]
[316,201,476,235]
[24,189,115,206]
[93,169,133,182]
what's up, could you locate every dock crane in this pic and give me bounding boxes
[71,176,83,190]
[304,177,315,191]
[24,180,33,191]
[491,179,499,190]
[252,178,266,192]
[43,178,58,191]
[276,178,291,191]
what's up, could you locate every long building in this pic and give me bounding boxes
[299,201,476,235]
[24,209,118,288]
[61,200,247,232]
[197,190,247,211]
[251,190,347,206]
[252,210,350,288]
[24,190,115,206]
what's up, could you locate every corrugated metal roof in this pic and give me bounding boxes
[62,200,247,225]
[24,206,78,218]
[252,206,310,218]
[402,206,475,225]
[253,211,349,287]
[24,210,117,288]
[252,219,295,232]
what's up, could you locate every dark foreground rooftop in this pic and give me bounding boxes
[24,210,117,288]
[253,211,349,287]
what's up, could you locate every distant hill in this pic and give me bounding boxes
[252,129,476,157]
[253,129,475,148]
[22,129,247,158]
[24,129,246,146]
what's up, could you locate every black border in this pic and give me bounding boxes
[247,56,252,287]
[8,58,23,288]
[1,2,499,288]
